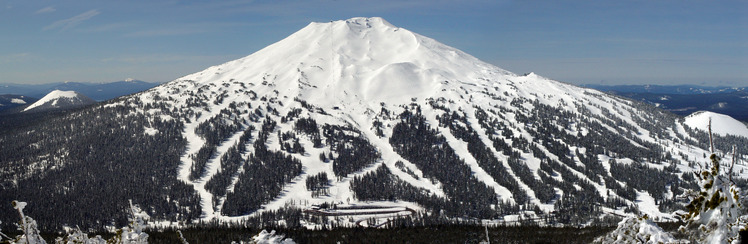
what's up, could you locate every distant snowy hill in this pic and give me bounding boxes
[684,111,748,138]
[0,94,37,112]
[1,17,746,232]
[22,90,95,112]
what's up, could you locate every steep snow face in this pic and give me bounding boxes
[684,111,748,138]
[177,17,512,106]
[23,90,94,112]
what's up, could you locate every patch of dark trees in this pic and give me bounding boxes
[221,119,302,216]
[389,106,504,218]
[0,99,200,232]
[609,160,693,212]
[306,172,329,198]
[322,124,380,179]
[436,109,529,205]
[190,105,244,181]
[205,125,255,209]
[349,164,446,210]
[472,108,557,204]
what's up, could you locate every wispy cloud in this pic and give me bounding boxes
[43,9,100,31]
[35,6,56,14]
[125,28,208,37]
[78,22,132,33]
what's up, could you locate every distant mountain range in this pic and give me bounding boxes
[0,79,160,101]
[584,84,748,122]
[583,84,746,95]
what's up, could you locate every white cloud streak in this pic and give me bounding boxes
[35,6,56,14]
[43,9,100,31]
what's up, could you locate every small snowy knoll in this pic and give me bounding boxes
[684,111,748,138]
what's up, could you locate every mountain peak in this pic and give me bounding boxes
[338,17,395,29]
[23,90,95,112]
[176,17,513,106]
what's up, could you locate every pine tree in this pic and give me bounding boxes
[678,153,746,243]
[679,119,747,244]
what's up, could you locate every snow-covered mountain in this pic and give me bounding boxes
[22,90,95,112]
[1,17,746,231]
[685,111,748,138]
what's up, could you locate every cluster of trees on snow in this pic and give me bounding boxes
[0,98,200,232]
[322,124,380,179]
[190,104,244,181]
[473,108,556,203]
[436,109,529,205]
[205,125,255,209]
[221,119,302,216]
[472,104,610,223]
[305,172,329,198]
[609,159,694,212]
[389,106,503,218]
[350,164,444,208]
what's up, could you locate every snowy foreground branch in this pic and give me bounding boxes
[0,200,294,244]
[595,152,747,244]
[678,154,747,243]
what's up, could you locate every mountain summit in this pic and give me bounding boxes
[22,90,95,112]
[177,17,512,106]
[1,17,746,231]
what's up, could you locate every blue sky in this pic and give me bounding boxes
[1,0,746,86]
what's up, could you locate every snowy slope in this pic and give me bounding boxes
[126,17,745,223]
[684,111,748,138]
[7,17,746,229]
[23,90,95,112]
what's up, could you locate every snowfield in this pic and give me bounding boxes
[685,111,748,138]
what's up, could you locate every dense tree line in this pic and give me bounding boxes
[350,164,446,209]
[205,125,255,208]
[506,154,556,203]
[294,117,323,148]
[322,124,380,178]
[306,172,329,197]
[190,105,244,180]
[390,106,501,218]
[437,109,529,205]
[530,150,605,222]
[609,160,686,212]
[221,119,302,216]
[0,99,200,232]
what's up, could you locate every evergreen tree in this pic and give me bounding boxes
[679,153,746,243]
